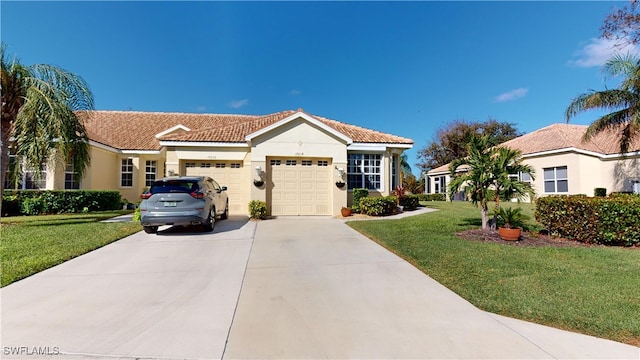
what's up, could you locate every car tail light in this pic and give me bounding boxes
[191,191,205,199]
[141,193,152,199]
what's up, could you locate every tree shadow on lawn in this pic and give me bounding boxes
[459,217,482,227]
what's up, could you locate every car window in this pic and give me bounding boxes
[210,179,221,191]
[150,180,198,194]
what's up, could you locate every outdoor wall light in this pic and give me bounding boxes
[254,166,264,187]
[335,167,346,188]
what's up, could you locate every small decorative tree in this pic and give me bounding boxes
[448,135,536,231]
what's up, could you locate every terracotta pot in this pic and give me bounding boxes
[341,208,352,217]
[498,227,521,241]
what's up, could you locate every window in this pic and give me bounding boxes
[230,163,241,168]
[433,176,446,194]
[347,153,382,190]
[544,166,568,193]
[185,162,196,168]
[286,160,297,166]
[317,160,328,167]
[65,163,80,190]
[520,172,532,182]
[24,164,47,189]
[270,159,281,166]
[391,155,398,189]
[145,160,157,187]
[215,163,225,168]
[301,160,312,166]
[121,159,133,187]
[201,163,211,168]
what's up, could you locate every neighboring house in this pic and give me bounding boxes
[5,109,413,216]
[426,123,640,200]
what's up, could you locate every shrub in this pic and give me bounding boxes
[416,193,446,202]
[594,188,607,197]
[536,195,640,246]
[351,188,369,213]
[359,196,397,216]
[2,190,122,216]
[399,194,420,210]
[248,200,267,220]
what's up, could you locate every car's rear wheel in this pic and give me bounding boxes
[202,208,215,232]
[143,225,158,234]
[221,201,229,220]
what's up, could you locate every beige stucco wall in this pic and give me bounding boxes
[428,151,640,200]
[250,118,349,215]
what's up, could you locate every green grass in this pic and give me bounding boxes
[1,211,142,287]
[348,201,640,346]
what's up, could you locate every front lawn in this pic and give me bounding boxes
[1,211,142,287]
[347,201,640,346]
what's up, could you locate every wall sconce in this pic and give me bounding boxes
[335,167,346,188]
[168,169,175,176]
[254,166,264,187]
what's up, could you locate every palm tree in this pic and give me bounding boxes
[566,53,640,153]
[488,146,536,228]
[1,43,94,213]
[448,135,535,231]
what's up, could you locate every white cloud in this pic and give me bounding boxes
[495,87,528,102]
[569,38,640,68]
[229,99,249,109]
[289,89,301,96]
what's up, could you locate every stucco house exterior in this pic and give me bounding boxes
[426,123,640,200]
[5,109,413,216]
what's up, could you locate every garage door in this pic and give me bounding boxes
[184,161,245,214]
[268,158,331,216]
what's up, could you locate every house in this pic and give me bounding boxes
[5,109,413,216]
[426,123,640,199]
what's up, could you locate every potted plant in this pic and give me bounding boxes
[495,207,529,241]
[341,206,352,217]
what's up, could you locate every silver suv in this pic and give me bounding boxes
[139,176,229,234]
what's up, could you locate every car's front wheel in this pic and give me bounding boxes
[202,208,215,232]
[143,225,158,234]
[221,200,229,220]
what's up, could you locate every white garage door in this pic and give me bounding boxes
[184,161,245,214]
[268,158,331,216]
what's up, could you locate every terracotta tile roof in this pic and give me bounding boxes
[79,110,413,150]
[500,123,640,156]
[427,123,640,175]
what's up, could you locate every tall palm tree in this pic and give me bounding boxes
[1,43,94,213]
[566,53,640,153]
[448,135,535,231]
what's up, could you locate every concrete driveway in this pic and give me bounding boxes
[2,216,638,359]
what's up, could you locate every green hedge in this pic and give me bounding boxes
[2,190,123,216]
[359,196,397,216]
[399,195,420,210]
[535,195,640,246]
[417,193,446,202]
[351,188,369,213]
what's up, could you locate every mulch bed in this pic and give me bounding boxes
[456,229,601,248]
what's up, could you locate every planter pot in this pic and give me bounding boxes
[341,208,352,217]
[498,227,522,241]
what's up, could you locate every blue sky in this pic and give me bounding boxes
[3,1,637,172]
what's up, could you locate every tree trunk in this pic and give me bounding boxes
[0,118,11,217]
[481,206,490,231]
